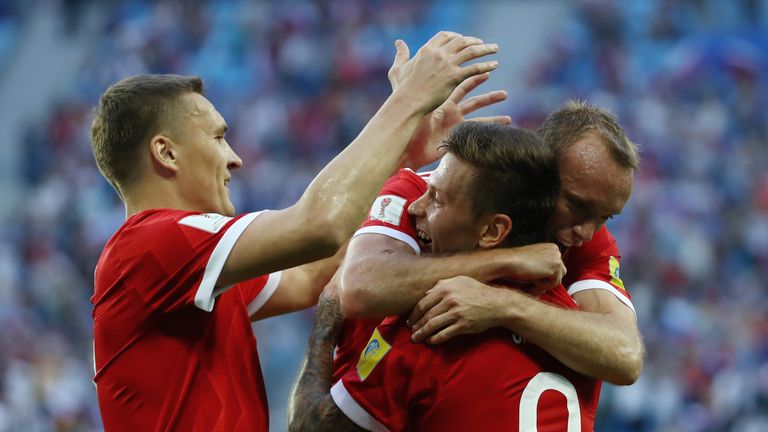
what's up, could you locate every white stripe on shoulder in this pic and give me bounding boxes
[194,211,266,312]
[353,226,420,255]
[567,279,636,315]
[246,271,282,316]
[331,380,390,432]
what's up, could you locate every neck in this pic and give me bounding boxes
[123,179,190,218]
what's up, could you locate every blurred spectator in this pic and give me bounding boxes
[2,0,767,430]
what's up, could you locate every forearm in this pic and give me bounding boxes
[500,289,643,385]
[288,295,363,432]
[297,94,426,246]
[342,248,514,318]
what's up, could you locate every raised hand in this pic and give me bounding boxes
[388,32,500,116]
[402,72,513,169]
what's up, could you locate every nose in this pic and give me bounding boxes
[227,143,243,170]
[572,221,596,245]
[408,193,428,217]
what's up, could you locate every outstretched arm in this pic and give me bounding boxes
[218,32,501,287]
[287,280,365,432]
[409,276,643,385]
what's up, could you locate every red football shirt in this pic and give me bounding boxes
[333,170,636,382]
[331,286,600,431]
[333,169,428,382]
[562,225,634,313]
[92,209,280,431]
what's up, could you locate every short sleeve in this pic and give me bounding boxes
[123,211,266,313]
[353,169,429,254]
[239,271,282,316]
[330,321,432,431]
[562,226,634,313]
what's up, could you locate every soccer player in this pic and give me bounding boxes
[339,100,642,387]
[89,31,501,431]
[288,123,602,431]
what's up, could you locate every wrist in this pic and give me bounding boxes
[389,87,433,116]
[481,248,522,281]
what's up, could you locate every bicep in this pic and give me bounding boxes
[572,289,638,333]
[345,232,418,268]
[340,233,418,313]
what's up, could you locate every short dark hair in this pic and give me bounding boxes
[441,122,560,247]
[90,74,204,196]
[537,99,639,169]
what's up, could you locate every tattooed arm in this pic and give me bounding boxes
[287,280,366,432]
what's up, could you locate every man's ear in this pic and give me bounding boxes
[149,134,179,175]
[478,213,513,249]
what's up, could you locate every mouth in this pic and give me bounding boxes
[554,236,570,252]
[416,228,432,251]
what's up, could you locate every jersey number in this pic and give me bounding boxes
[519,372,581,431]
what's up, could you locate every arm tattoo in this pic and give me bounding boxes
[287,286,366,432]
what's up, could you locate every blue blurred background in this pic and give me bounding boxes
[0,0,766,430]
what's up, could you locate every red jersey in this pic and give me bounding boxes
[92,209,280,431]
[331,286,600,431]
[333,169,428,382]
[562,225,634,313]
[334,170,637,381]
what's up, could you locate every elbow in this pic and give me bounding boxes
[298,217,348,262]
[339,272,376,318]
[301,207,357,257]
[607,347,644,386]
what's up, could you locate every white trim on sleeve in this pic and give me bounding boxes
[194,211,265,312]
[246,271,282,316]
[330,380,390,432]
[567,279,636,315]
[352,226,420,255]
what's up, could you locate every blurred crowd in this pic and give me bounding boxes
[0,0,766,430]
[509,1,768,430]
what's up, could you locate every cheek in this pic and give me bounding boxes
[549,204,573,228]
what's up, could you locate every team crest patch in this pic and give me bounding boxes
[357,328,392,381]
[179,213,232,234]
[369,195,407,226]
[609,256,626,291]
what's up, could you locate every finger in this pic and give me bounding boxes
[459,60,499,81]
[459,90,508,115]
[410,297,451,333]
[443,35,484,54]
[427,323,463,344]
[446,73,490,103]
[456,43,499,64]
[411,311,456,343]
[426,30,463,47]
[468,115,513,125]
[407,291,443,327]
[391,39,410,70]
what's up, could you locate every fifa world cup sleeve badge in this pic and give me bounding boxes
[356,328,392,381]
[609,256,626,292]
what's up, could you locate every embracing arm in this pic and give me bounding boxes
[341,235,564,318]
[499,288,643,385]
[287,283,366,432]
[410,277,643,385]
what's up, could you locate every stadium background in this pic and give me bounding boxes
[0,0,766,430]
